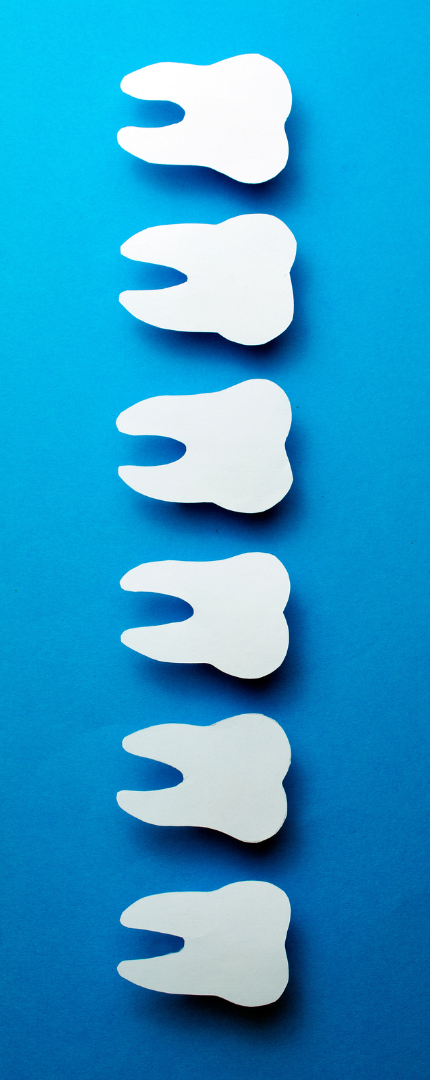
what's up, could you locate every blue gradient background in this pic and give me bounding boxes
[1,1,430,1077]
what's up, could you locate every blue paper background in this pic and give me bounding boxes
[1,1,430,1077]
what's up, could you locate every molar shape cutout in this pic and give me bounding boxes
[117,713,291,843]
[120,552,290,679]
[117,53,291,184]
[117,379,292,514]
[119,214,296,346]
[118,880,290,1007]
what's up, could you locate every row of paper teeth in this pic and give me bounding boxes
[116,54,294,1009]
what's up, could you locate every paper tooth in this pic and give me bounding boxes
[117,713,290,843]
[117,379,292,514]
[118,881,290,1007]
[120,552,290,680]
[119,214,296,346]
[117,53,291,184]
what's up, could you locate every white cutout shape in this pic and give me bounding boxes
[118,881,290,1007]
[117,713,291,843]
[119,214,296,346]
[120,552,290,679]
[117,379,292,514]
[117,53,292,184]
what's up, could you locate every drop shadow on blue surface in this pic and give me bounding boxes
[120,592,194,626]
[116,435,186,466]
[121,262,188,290]
[119,928,185,960]
[120,99,185,128]
[120,754,183,791]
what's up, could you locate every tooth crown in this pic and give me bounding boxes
[117,53,291,184]
[120,552,290,679]
[117,379,292,513]
[117,713,290,842]
[118,881,290,1007]
[119,214,296,346]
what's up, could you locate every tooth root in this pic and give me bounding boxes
[120,621,203,666]
[118,881,290,1007]
[117,54,291,185]
[117,379,292,514]
[119,215,296,346]
[117,713,290,843]
[119,283,210,334]
[121,721,199,770]
[120,222,207,270]
[120,61,194,103]
[120,552,290,680]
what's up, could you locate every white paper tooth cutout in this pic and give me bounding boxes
[120,552,290,679]
[117,54,291,184]
[119,214,296,346]
[117,714,290,842]
[117,379,292,513]
[118,881,290,1007]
